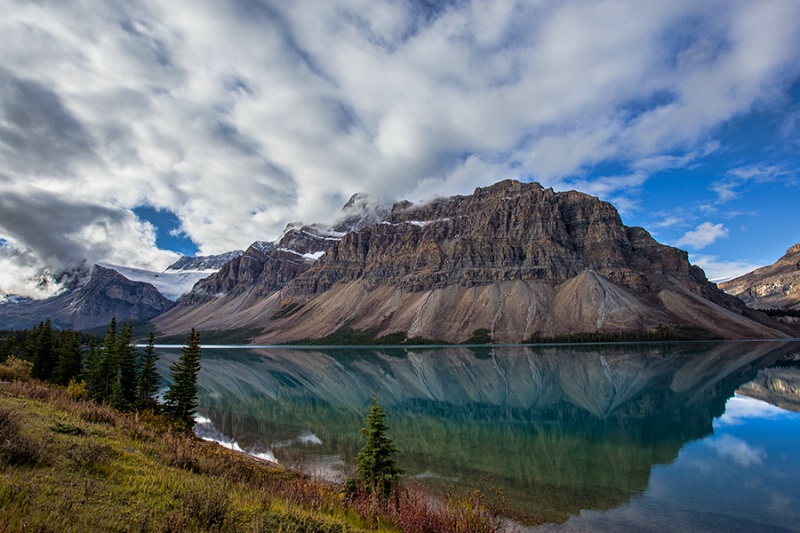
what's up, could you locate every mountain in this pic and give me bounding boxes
[719,243,800,311]
[100,251,244,302]
[165,251,244,272]
[0,265,174,330]
[154,180,788,343]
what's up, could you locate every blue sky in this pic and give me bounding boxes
[0,0,799,296]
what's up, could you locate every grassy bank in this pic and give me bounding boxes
[0,380,506,532]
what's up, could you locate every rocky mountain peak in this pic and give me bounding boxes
[156,179,789,343]
[332,192,392,233]
[166,251,244,272]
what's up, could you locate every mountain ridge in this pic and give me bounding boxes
[154,180,788,343]
[719,243,800,312]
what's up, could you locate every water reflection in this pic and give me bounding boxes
[157,341,799,526]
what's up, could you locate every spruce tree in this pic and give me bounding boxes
[136,332,161,411]
[353,393,403,496]
[164,329,201,429]
[98,317,118,401]
[84,338,103,400]
[28,320,55,381]
[54,329,83,386]
[114,322,138,410]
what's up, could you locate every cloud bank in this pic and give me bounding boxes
[2,0,800,296]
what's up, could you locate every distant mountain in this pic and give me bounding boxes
[0,265,174,330]
[155,180,789,343]
[719,243,800,311]
[166,251,244,272]
[0,250,245,330]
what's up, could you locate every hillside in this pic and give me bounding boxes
[719,243,800,311]
[155,180,787,343]
[0,380,501,532]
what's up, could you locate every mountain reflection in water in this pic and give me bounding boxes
[156,341,799,527]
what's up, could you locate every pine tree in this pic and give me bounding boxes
[97,317,118,401]
[28,320,55,381]
[136,332,161,411]
[54,329,83,386]
[84,338,103,399]
[164,329,201,429]
[113,322,138,410]
[352,393,403,496]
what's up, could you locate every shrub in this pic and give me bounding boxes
[64,442,109,470]
[0,407,43,466]
[78,404,119,426]
[66,379,88,401]
[181,482,232,530]
[0,356,32,382]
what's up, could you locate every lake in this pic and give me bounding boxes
[156,341,800,532]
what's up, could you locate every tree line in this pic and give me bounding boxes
[0,319,201,429]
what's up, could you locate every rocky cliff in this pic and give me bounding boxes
[155,180,787,343]
[719,243,800,311]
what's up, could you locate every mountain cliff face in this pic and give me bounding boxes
[719,243,800,311]
[155,180,787,342]
[0,265,174,330]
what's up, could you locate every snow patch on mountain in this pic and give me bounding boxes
[167,251,243,271]
[250,241,276,254]
[99,263,218,301]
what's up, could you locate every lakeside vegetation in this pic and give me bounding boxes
[524,326,722,344]
[0,321,508,532]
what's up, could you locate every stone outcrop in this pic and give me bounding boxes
[719,243,800,311]
[155,180,788,342]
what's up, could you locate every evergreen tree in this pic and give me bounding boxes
[113,322,138,410]
[136,332,161,411]
[164,329,201,429]
[54,329,83,386]
[97,317,118,401]
[28,320,55,381]
[108,367,126,410]
[352,394,403,496]
[84,338,103,399]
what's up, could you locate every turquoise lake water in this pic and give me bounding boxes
[157,341,800,531]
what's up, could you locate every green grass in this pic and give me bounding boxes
[0,381,507,533]
[0,382,376,532]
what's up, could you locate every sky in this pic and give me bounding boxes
[1,0,799,298]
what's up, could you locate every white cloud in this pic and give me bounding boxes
[712,164,797,202]
[715,395,789,426]
[675,222,729,250]
[705,434,766,467]
[690,254,765,282]
[1,0,800,295]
